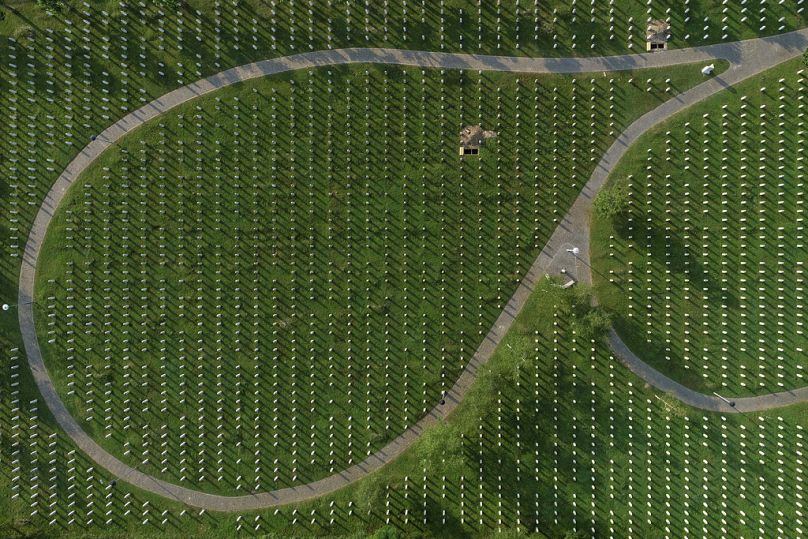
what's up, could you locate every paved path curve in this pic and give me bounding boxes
[606,331,808,412]
[539,33,808,413]
[17,30,808,511]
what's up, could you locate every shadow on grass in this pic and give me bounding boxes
[613,216,739,309]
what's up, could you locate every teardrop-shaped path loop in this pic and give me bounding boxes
[18,29,808,511]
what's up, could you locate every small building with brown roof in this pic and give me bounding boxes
[459,125,497,156]
[646,19,671,51]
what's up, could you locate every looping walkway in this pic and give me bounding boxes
[18,29,808,511]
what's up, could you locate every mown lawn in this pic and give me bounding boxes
[5,278,806,538]
[32,61,716,496]
[592,57,808,397]
[1,0,806,58]
[0,2,803,537]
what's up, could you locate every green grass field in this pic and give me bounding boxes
[591,57,808,397]
[1,0,807,59]
[0,1,806,538]
[5,278,807,538]
[33,61,717,496]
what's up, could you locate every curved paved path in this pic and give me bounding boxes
[18,30,808,511]
[538,34,808,412]
[607,331,808,413]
